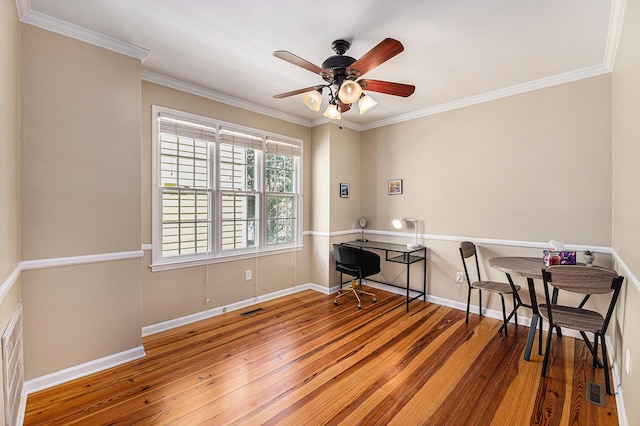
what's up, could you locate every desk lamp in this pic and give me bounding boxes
[392,218,420,249]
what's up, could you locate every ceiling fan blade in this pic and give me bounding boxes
[273,85,324,99]
[347,38,404,77]
[273,50,328,76]
[358,79,415,97]
[339,103,351,113]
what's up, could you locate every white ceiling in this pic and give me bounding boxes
[22,0,622,129]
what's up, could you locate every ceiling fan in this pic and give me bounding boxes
[273,38,415,119]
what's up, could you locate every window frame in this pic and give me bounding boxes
[151,105,303,271]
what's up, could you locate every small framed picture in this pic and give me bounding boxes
[340,183,350,198]
[388,179,403,195]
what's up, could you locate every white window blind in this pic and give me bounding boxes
[158,115,214,258]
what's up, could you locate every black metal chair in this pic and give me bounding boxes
[332,244,379,309]
[459,241,522,336]
[540,265,624,395]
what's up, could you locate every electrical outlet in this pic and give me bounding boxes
[456,272,464,286]
[245,269,252,281]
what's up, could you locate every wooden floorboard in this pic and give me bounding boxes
[24,289,619,425]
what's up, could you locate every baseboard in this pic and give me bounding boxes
[23,345,146,395]
[142,282,330,337]
[606,334,629,426]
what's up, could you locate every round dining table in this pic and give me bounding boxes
[489,256,546,361]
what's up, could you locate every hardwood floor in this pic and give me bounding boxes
[24,289,619,425]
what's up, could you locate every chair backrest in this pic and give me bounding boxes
[544,265,621,295]
[542,265,624,332]
[332,244,381,279]
[459,241,481,286]
[333,244,359,267]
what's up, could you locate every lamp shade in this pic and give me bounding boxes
[359,94,378,114]
[323,104,342,120]
[392,218,420,249]
[337,80,363,104]
[302,90,322,111]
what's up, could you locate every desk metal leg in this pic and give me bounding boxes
[423,247,427,302]
[406,259,410,312]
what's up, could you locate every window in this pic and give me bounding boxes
[152,106,302,269]
[266,138,300,245]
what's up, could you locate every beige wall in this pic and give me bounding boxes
[309,123,362,288]
[361,75,612,245]
[0,0,21,423]
[329,125,361,232]
[612,0,640,424]
[141,82,313,326]
[20,25,142,378]
[310,125,331,233]
[0,0,20,281]
[21,28,142,259]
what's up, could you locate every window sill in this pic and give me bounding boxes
[149,245,304,272]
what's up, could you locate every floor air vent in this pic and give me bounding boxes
[2,301,24,426]
[241,307,264,317]
[586,381,605,406]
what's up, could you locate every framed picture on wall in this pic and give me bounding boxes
[340,183,350,198]
[388,179,403,195]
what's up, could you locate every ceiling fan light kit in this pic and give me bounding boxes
[323,103,342,120]
[302,89,322,111]
[273,38,415,120]
[338,80,363,104]
[359,94,378,114]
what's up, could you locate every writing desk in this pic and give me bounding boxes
[342,240,427,311]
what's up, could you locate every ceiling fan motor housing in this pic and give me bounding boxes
[322,39,358,83]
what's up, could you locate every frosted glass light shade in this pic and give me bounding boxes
[302,90,322,111]
[323,104,342,120]
[359,95,378,114]
[337,80,363,104]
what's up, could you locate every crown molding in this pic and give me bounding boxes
[16,0,621,131]
[604,0,628,69]
[142,70,312,128]
[361,64,611,130]
[15,0,149,60]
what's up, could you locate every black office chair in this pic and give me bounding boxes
[332,244,379,309]
[459,241,522,336]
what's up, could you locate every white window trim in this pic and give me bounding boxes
[151,105,303,271]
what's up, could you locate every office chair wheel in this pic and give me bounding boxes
[358,304,362,310]
[373,297,377,303]
[333,299,338,305]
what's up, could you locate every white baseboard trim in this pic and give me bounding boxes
[606,334,629,426]
[142,282,330,337]
[23,345,146,395]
